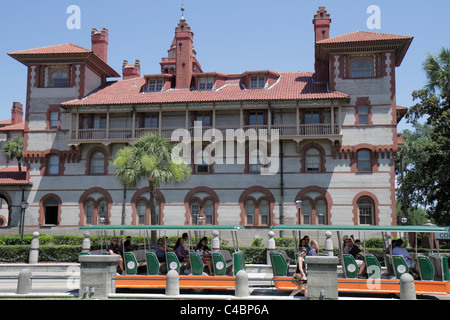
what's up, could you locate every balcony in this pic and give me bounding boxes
[68,123,342,146]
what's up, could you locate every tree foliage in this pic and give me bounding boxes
[2,136,24,172]
[399,48,450,225]
[113,133,191,226]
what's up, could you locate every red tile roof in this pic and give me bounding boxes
[62,72,349,106]
[0,122,25,132]
[8,43,120,78]
[8,43,91,55]
[0,170,30,186]
[317,31,413,44]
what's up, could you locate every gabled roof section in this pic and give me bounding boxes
[316,30,413,67]
[61,71,349,107]
[8,43,120,78]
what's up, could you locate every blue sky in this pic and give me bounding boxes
[1,1,449,132]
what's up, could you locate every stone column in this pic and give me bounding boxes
[400,273,416,300]
[323,231,334,256]
[305,256,339,300]
[79,255,119,299]
[266,231,276,265]
[28,231,39,264]
[235,270,249,297]
[81,231,91,254]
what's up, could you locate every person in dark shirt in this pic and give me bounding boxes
[348,239,366,278]
[107,237,124,274]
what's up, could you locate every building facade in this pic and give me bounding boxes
[1,7,411,241]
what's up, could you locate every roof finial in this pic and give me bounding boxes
[181,2,185,20]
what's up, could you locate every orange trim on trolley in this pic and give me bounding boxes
[273,277,450,295]
[115,275,236,290]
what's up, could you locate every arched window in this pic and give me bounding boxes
[259,199,269,225]
[358,197,374,225]
[47,155,59,175]
[50,70,69,87]
[91,152,106,175]
[204,199,214,225]
[85,200,94,225]
[98,200,108,225]
[245,199,255,225]
[351,60,372,78]
[305,148,320,172]
[301,200,312,225]
[44,197,59,225]
[190,199,201,225]
[316,199,327,225]
[137,200,147,225]
[357,150,371,172]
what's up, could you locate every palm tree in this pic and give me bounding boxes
[2,136,24,172]
[424,48,450,95]
[113,133,191,238]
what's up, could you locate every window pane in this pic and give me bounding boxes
[91,152,105,174]
[245,200,255,225]
[358,106,368,124]
[50,71,68,87]
[316,199,327,225]
[50,112,58,129]
[302,200,311,225]
[357,150,371,171]
[204,200,214,225]
[359,197,373,225]
[98,200,108,224]
[191,200,200,224]
[260,199,269,226]
[137,200,146,225]
[85,200,94,225]
[48,155,59,175]
[351,60,372,78]
[306,148,320,172]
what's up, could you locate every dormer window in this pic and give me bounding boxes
[250,75,266,89]
[198,77,214,90]
[148,79,163,92]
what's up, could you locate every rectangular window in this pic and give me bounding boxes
[47,155,59,175]
[250,75,266,89]
[195,113,211,127]
[305,110,320,124]
[93,116,106,129]
[148,79,163,91]
[198,77,214,90]
[249,111,264,125]
[144,115,158,128]
[50,112,59,129]
[357,150,371,172]
[358,106,368,124]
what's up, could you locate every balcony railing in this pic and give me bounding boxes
[70,123,341,142]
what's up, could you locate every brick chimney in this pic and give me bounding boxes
[91,28,109,63]
[122,60,141,80]
[11,102,23,125]
[313,7,331,83]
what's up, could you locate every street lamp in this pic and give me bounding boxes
[20,200,29,245]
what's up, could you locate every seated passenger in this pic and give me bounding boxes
[307,240,318,256]
[174,237,190,273]
[348,239,367,278]
[196,243,213,274]
[392,239,419,277]
[107,237,124,274]
[156,237,169,262]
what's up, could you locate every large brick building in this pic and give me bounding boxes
[0,7,411,241]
